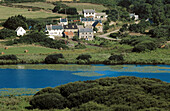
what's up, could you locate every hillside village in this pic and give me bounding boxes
[0,0,169,66]
[16,9,108,41]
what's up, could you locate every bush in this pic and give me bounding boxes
[108,54,124,61]
[133,41,157,52]
[30,93,67,109]
[0,29,16,39]
[34,87,60,96]
[76,54,92,61]
[45,54,64,64]
[0,55,17,60]
[110,33,119,38]
[75,43,86,49]
[72,36,79,41]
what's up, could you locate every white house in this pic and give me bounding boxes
[80,17,95,27]
[45,24,64,39]
[95,13,108,20]
[15,27,26,36]
[83,9,96,18]
[130,13,139,20]
[59,18,68,25]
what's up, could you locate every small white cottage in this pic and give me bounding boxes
[15,27,26,36]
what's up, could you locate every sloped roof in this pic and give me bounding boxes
[64,24,78,29]
[95,13,107,16]
[15,27,25,32]
[46,25,63,30]
[60,18,67,22]
[64,32,74,36]
[83,9,95,13]
[92,21,102,27]
[79,28,93,33]
[81,18,94,22]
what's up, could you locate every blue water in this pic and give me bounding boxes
[0,65,170,88]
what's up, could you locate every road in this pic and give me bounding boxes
[97,29,121,41]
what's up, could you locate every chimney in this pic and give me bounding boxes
[50,24,52,30]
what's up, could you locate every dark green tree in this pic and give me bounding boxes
[3,15,27,30]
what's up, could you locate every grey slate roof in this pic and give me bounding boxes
[79,28,93,33]
[46,25,63,30]
[83,9,95,13]
[60,18,67,22]
[81,18,94,22]
[64,24,78,29]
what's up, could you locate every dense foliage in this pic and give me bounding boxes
[0,55,17,60]
[75,43,86,49]
[30,76,170,110]
[12,32,68,49]
[76,54,92,61]
[0,29,16,39]
[3,15,27,30]
[52,2,78,15]
[45,54,64,64]
[120,36,159,52]
[129,20,150,33]
[108,54,124,61]
[149,25,170,40]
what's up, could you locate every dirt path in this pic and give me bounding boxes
[97,29,121,41]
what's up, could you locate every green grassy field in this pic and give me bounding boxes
[0,45,57,55]
[63,3,107,12]
[0,5,61,20]
[12,2,55,10]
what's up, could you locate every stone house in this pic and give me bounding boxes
[92,20,103,33]
[130,13,139,20]
[63,24,78,32]
[45,25,64,39]
[79,28,94,40]
[83,9,96,18]
[95,13,108,21]
[15,27,26,36]
[80,17,95,27]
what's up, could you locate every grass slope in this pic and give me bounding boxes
[63,3,107,12]
[12,2,55,10]
[0,5,60,20]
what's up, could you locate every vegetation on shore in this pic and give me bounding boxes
[29,76,170,110]
[1,76,169,111]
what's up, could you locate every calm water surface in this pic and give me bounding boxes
[0,64,170,88]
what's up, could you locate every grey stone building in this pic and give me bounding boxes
[79,28,94,40]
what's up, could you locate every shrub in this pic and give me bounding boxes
[45,54,64,64]
[72,36,79,41]
[108,54,124,61]
[0,55,17,60]
[75,43,86,49]
[34,87,60,96]
[76,54,92,61]
[110,33,119,38]
[133,41,157,52]
[30,93,67,109]
[0,29,16,39]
